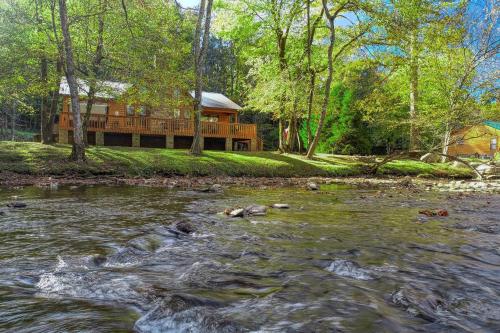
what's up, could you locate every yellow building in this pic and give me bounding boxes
[448,121,500,158]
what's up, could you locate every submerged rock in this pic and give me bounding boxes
[92,255,107,267]
[326,259,373,280]
[7,202,27,208]
[176,221,196,234]
[134,294,243,333]
[390,287,448,323]
[307,182,319,191]
[271,203,290,209]
[200,184,223,193]
[0,210,5,216]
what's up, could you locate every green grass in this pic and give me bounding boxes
[0,141,474,178]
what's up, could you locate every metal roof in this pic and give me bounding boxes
[59,77,241,110]
[190,91,242,110]
[59,77,130,99]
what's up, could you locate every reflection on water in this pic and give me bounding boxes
[0,184,499,332]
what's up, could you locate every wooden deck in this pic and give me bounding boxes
[59,112,257,139]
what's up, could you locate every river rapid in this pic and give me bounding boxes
[0,184,499,332]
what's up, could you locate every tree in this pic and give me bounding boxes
[306,0,369,158]
[59,0,85,161]
[191,0,214,155]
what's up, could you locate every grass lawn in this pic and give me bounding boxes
[0,141,473,178]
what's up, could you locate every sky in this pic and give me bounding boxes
[178,0,199,8]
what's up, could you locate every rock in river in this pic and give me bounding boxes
[200,184,223,193]
[134,294,244,333]
[176,221,196,234]
[271,203,290,209]
[7,202,27,208]
[244,204,267,216]
[229,208,245,217]
[326,259,373,280]
[307,182,319,191]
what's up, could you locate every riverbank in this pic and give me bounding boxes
[0,142,473,183]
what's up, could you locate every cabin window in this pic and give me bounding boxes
[173,109,181,118]
[229,114,236,123]
[127,105,146,116]
[202,115,219,123]
[79,102,108,115]
[491,138,497,151]
[126,105,134,116]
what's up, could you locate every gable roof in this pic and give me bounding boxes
[190,91,242,110]
[59,77,130,99]
[59,78,242,110]
[484,120,500,131]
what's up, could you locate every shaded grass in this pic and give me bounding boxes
[0,141,474,178]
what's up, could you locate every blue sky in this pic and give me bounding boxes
[178,0,199,7]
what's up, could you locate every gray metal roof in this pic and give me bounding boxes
[59,77,130,99]
[59,77,242,110]
[190,91,242,110]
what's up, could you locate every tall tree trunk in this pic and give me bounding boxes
[83,0,106,146]
[59,0,85,161]
[306,72,315,147]
[409,31,419,150]
[40,56,51,143]
[278,117,285,152]
[306,3,336,159]
[441,122,451,163]
[11,100,16,141]
[191,0,213,155]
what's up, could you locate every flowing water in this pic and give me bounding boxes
[0,184,499,332]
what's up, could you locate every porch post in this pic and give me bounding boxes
[96,131,104,146]
[250,139,257,152]
[200,136,205,150]
[58,128,69,144]
[225,137,233,151]
[132,133,140,147]
[166,136,174,149]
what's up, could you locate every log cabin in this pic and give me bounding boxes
[56,78,261,151]
[447,121,500,158]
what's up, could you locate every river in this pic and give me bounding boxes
[0,184,499,332]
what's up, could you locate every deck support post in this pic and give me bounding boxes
[200,136,204,150]
[58,129,69,144]
[166,136,174,149]
[250,139,257,152]
[96,131,104,146]
[225,137,233,151]
[132,133,140,148]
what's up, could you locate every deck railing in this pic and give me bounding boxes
[59,112,257,139]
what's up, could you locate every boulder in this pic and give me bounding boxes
[229,208,245,217]
[175,221,196,234]
[451,160,468,168]
[307,182,319,191]
[7,202,27,208]
[271,203,290,209]
[244,204,267,216]
[420,153,441,163]
[477,164,495,175]
[200,184,223,193]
